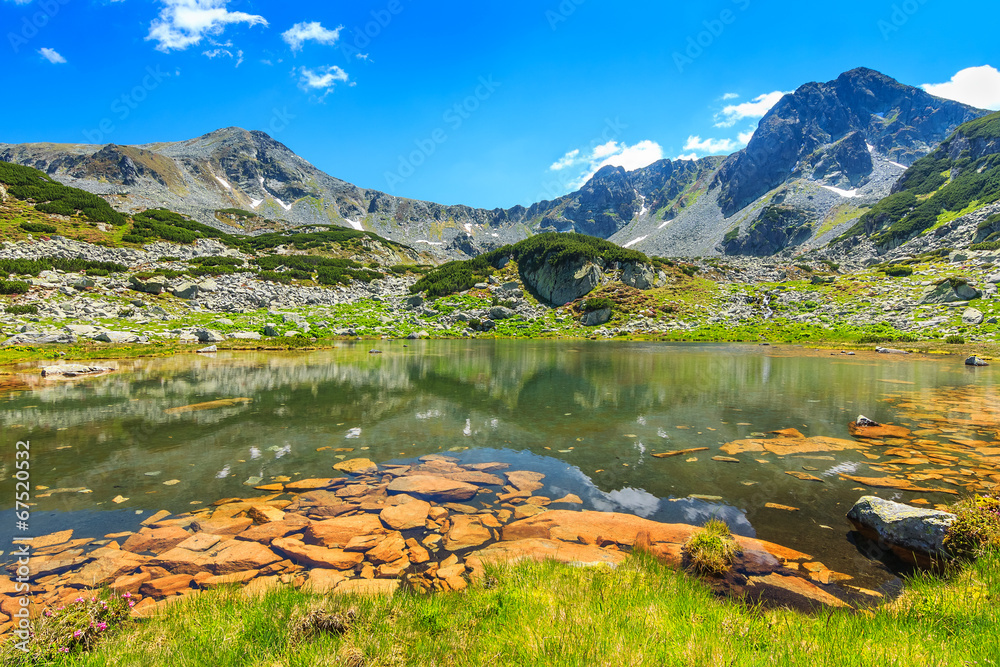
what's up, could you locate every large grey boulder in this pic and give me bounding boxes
[193,329,226,343]
[2,332,77,347]
[921,280,981,304]
[521,258,603,306]
[171,282,200,299]
[620,262,660,290]
[40,364,114,378]
[581,308,612,327]
[230,331,262,341]
[963,308,984,325]
[847,496,955,565]
[130,276,166,295]
[95,331,145,343]
[488,306,515,320]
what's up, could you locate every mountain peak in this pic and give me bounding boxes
[714,68,989,215]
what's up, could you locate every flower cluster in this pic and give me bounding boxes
[0,590,133,663]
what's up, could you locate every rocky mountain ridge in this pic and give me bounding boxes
[0,68,991,261]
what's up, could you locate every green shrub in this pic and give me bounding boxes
[5,304,37,315]
[19,221,57,234]
[683,519,741,575]
[581,297,614,312]
[945,335,966,345]
[0,280,30,294]
[943,496,1000,561]
[883,265,914,277]
[0,162,127,226]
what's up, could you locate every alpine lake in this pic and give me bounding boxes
[3,340,999,594]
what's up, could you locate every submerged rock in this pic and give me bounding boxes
[846,495,955,566]
[966,356,989,367]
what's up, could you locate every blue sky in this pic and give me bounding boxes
[2,0,999,209]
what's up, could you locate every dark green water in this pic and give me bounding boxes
[2,341,995,587]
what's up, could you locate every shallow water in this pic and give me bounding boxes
[2,341,997,590]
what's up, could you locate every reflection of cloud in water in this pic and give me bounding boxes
[824,461,859,477]
[637,415,646,426]
[657,428,669,439]
[249,447,261,460]
[345,427,362,439]
[273,445,291,459]
[463,419,472,436]
[591,487,660,517]
[416,410,442,420]
[452,448,755,537]
[215,465,230,479]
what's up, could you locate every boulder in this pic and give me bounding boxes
[963,308,985,325]
[921,280,981,304]
[846,496,955,565]
[95,331,145,344]
[230,332,262,340]
[130,276,166,295]
[581,308,612,327]
[2,332,76,347]
[271,537,364,570]
[966,356,989,367]
[488,306,515,320]
[194,329,226,343]
[171,282,200,299]
[521,258,603,306]
[620,262,660,290]
[444,516,492,551]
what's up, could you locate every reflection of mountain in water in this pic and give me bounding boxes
[0,342,964,522]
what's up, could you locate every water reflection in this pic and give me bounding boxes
[0,340,991,586]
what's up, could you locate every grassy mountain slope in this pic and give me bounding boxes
[841,110,1000,248]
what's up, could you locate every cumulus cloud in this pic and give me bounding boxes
[146,0,268,52]
[298,65,350,99]
[683,135,738,155]
[550,140,664,189]
[715,90,789,127]
[738,130,755,145]
[282,21,342,52]
[675,153,699,162]
[721,92,739,100]
[38,47,66,64]
[923,65,1000,110]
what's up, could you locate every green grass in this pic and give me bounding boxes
[10,551,1000,666]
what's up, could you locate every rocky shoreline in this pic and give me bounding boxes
[1,455,882,638]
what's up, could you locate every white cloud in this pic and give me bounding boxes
[202,46,243,66]
[715,90,789,127]
[549,149,580,171]
[550,140,664,190]
[675,153,699,161]
[722,92,739,100]
[282,21,342,52]
[146,0,268,52]
[922,65,1000,110]
[684,135,737,154]
[298,65,350,99]
[38,47,66,64]
[738,130,755,145]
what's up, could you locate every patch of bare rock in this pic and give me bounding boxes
[0,455,861,634]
